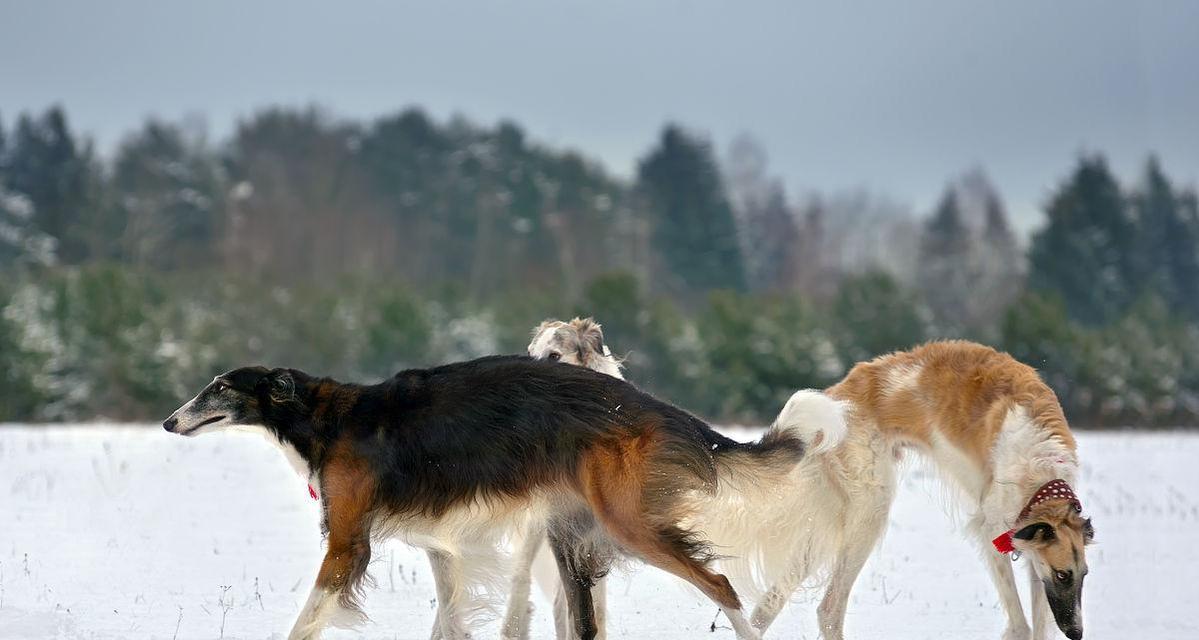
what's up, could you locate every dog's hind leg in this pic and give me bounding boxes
[500,524,545,640]
[815,474,894,640]
[427,549,472,640]
[814,532,876,640]
[750,567,805,633]
[578,452,759,639]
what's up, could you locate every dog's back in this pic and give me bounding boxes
[336,355,802,526]
[829,340,1075,470]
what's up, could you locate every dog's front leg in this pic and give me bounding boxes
[289,465,374,640]
[1027,563,1053,639]
[500,524,545,640]
[289,535,372,640]
[547,524,599,640]
[981,537,1030,640]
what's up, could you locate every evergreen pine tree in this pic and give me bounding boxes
[111,119,224,269]
[5,107,97,263]
[1132,157,1199,319]
[0,112,55,267]
[1028,155,1137,325]
[637,125,746,295]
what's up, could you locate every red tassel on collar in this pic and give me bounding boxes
[993,479,1082,554]
[308,483,319,500]
[992,530,1015,554]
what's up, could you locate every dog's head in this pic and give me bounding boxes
[163,367,304,437]
[1012,500,1095,639]
[528,317,623,379]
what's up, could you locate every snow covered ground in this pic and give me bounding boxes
[1,425,1195,640]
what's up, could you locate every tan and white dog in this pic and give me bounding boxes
[749,341,1094,640]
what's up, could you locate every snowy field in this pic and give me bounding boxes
[1,425,1196,640]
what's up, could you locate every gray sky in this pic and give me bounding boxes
[3,0,1197,232]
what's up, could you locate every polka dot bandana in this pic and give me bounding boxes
[992,479,1083,554]
[1017,479,1082,522]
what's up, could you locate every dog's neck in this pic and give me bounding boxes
[266,376,357,477]
[990,407,1079,526]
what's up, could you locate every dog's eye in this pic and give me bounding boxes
[1054,570,1070,583]
[547,352,561,362]
[212,382,228,393]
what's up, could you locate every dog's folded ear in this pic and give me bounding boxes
[1013,522,1056,543]
[257,368,297,404]
[573,317,605,360]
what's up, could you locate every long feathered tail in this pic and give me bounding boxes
[705,389,847,483]
[696,389,849,598]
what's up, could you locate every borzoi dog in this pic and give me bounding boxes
[163,356,815,640]
[518,318,848,640]
[749,341,1094,640]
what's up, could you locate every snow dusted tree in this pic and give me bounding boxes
[111,119,225,270]
[725,134,800,292]
[818,189,920,285]
[0,116,55,268]
[790,197,838,300]
[914,170,1023,336]
[962,170,1023,333]
[0,187,56,268]
[917,188,974,333]
[4,107,99,263]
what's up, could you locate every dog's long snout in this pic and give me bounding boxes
[163,416,178,432]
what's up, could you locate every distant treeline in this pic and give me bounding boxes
[1,105,1197,426]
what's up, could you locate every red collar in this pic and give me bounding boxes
[992,479,1082,554]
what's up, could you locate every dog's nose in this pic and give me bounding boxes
[163,417,178,432]
[1065,627,1083,640]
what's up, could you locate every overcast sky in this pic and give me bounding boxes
[3,0,1197,232]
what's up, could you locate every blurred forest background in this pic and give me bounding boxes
[1,105,1196,426]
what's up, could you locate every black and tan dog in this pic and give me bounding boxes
[163,355,807,640]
